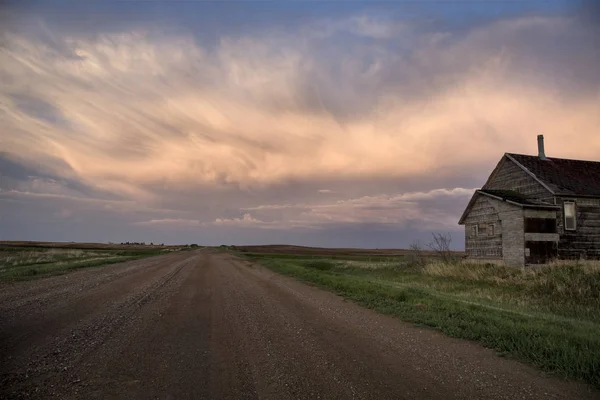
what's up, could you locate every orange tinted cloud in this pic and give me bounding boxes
[2,14,598,203]
[1,9,598,245]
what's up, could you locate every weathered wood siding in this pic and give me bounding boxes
[523,209,557,218]
[463,196,502,260]
[500,209,525,266]
[463,154,600,264]
[556,197,600,259]
[463,195,528,265]
[483,157,553,202]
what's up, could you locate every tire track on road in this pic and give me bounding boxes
[1,251,201,399]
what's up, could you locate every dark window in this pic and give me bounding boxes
[524,218,557,233]
[564,201,576,231]
[525,241,558,264]
[471,225,478,237]
[478,223,487,235]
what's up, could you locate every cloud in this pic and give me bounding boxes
[134,187,472,232]
[136,213,281,230]
[135,218,202,227]
[2,12,598,202]
[0,188,181,216]
[53,209,74,219]
[306,14,404,40]
[242,204,303,211]
[1,5,599,247]
[235,187,475,231]
[213,213,272,227]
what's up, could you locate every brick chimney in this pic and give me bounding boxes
[537,134,547,160]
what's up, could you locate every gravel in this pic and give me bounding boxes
[0,250,597,400]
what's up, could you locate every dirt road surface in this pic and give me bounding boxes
[0,250,597,400]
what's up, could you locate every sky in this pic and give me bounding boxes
[1,0,599,248]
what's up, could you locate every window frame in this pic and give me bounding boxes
[471,224,478,237]
[488,223,495,236]
[564,201,577,231]
[478,223,487,236]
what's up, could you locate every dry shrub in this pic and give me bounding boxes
[423,259,600,306]
[427,232,459,264]
[525,261,600,304]
[408,241,427,268]
[423,261,519,282]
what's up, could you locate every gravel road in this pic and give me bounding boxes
[0,250,597,400]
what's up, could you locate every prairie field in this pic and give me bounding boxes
[240,251,600,387]
[0,245,177,280]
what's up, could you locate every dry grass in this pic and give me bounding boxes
[0,248,113,268]
[423,261,522,281]
[0,246,170,280]
[422,260,600,308]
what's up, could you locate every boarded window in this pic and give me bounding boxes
[564,202,576,231]
[471,225,478,237]
[488,224,495,236]
[478,224,487,235]
[524,218,557,233]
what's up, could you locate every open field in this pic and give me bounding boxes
[229,244,465,257]
[0,240,195,250]
[240,252,600,387]
[0,243,191,281]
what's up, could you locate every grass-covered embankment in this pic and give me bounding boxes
[242,253,600,387]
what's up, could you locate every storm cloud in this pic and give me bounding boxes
[1,0,598,247]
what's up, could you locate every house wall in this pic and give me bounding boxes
[523,209,557,218]
[463,197,502,260]
[556,197,600,259]
[498,208,525,266]
[463,195,527,265]
[524,233,559,242]
[483,157,554,202]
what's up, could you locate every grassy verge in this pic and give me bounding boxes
[242,253,600,388]
[0,247,172,281]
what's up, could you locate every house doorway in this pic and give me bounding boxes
[525,241,558,264]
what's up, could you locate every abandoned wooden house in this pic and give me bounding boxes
[458,135,600,266]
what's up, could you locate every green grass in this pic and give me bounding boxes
[0,247,170,281]
[241,253,600,388]
[233,252,408,262]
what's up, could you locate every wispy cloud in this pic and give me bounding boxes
[2,13,598,200]
[213,213,275,228]
[135,218,202,227]
[235,187,476,230]
[1,3,598,246]
[135,214,283,229]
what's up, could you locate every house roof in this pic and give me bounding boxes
[458,189,559,225]
[477,189,555,207]
[506,153,600,197]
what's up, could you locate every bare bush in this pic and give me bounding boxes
[427,232,459,264]
[408,241,427,267]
